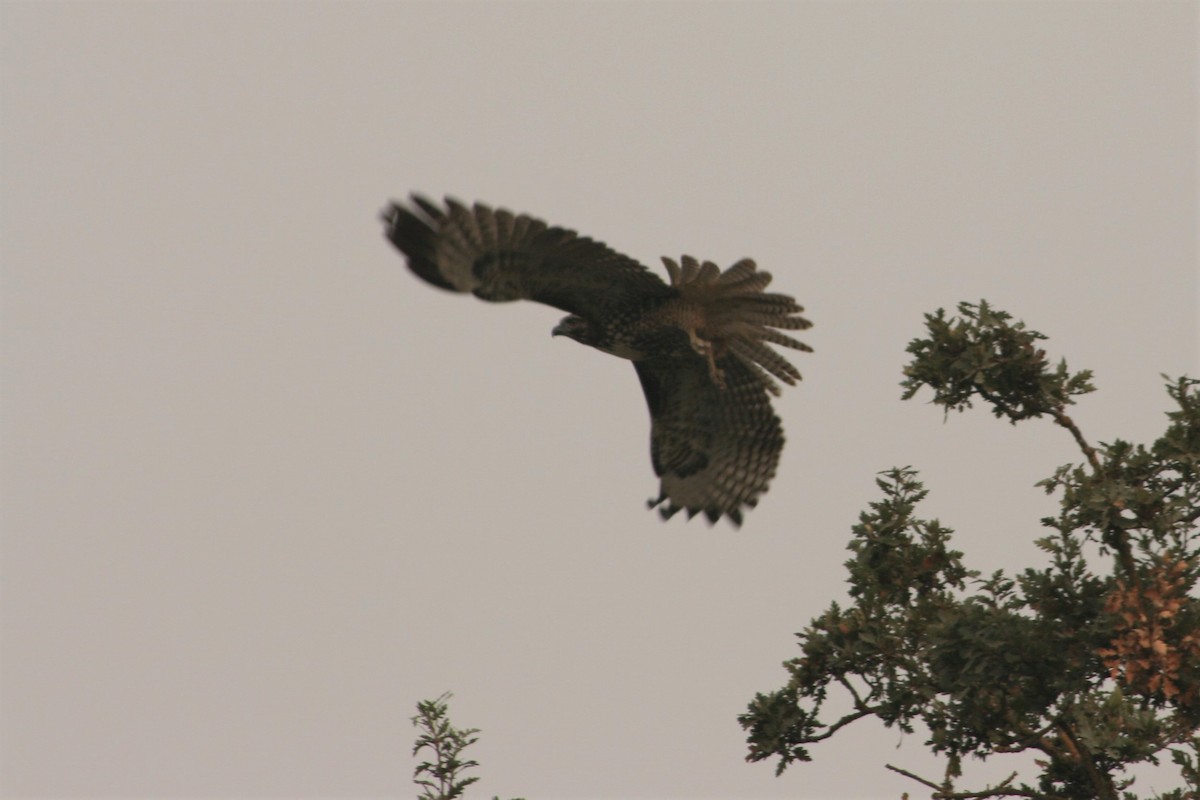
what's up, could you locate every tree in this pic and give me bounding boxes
[410,692,525,800]
[740,301,1199,799]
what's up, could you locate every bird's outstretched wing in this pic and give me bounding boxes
[382,195,674,318]
[383,194,808,526]
[635,352,785,526]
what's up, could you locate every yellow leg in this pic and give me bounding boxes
[687,330,727,389]
[706,348,727,389]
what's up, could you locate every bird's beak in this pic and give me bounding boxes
[551,320,570,337]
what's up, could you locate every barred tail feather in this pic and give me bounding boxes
[729,313,812,331]
[717,271,774,296]
[750,327,813,352]
[663,255,812,392]
[696,260,721,284]
[731,350,785,397]
[680,255,702,284]
[728,338,802,386]
[717,258,758,285]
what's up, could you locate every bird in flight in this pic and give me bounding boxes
[382,195,811,526]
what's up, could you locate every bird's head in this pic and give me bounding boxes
[551,314,598,346]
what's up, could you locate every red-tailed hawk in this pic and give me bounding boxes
[382,196,811,526]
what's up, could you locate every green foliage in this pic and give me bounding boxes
[411,693,482,800]
[742,301,1200,799]
[901,300,1096,422]
[410,693,526,800]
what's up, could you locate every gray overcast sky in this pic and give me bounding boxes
[2,1,1196,798]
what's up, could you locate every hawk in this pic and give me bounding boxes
[382,195,811,526]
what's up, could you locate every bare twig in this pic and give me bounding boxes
[886,763,943,792]
[888,764,1046,799]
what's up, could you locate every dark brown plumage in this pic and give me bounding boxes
[382,195,811,526]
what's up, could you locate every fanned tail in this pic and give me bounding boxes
[661,256,812,394]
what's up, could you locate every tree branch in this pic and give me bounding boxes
[1050,407,1101,473]
[886,762,943,791]
[1055,723,1118,800]
[1050,406,1140,582]
[806,704,881,743]
[888,764,1047,799]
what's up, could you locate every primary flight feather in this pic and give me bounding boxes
[382,195,811,526]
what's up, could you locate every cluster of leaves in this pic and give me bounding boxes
[899,300,1097,422]
[411,693,483,800]
[1101,562,1200,707]
[411,692,525,800]
[741,301,1200,799]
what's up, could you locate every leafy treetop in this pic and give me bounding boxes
[741,301,1199,800]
